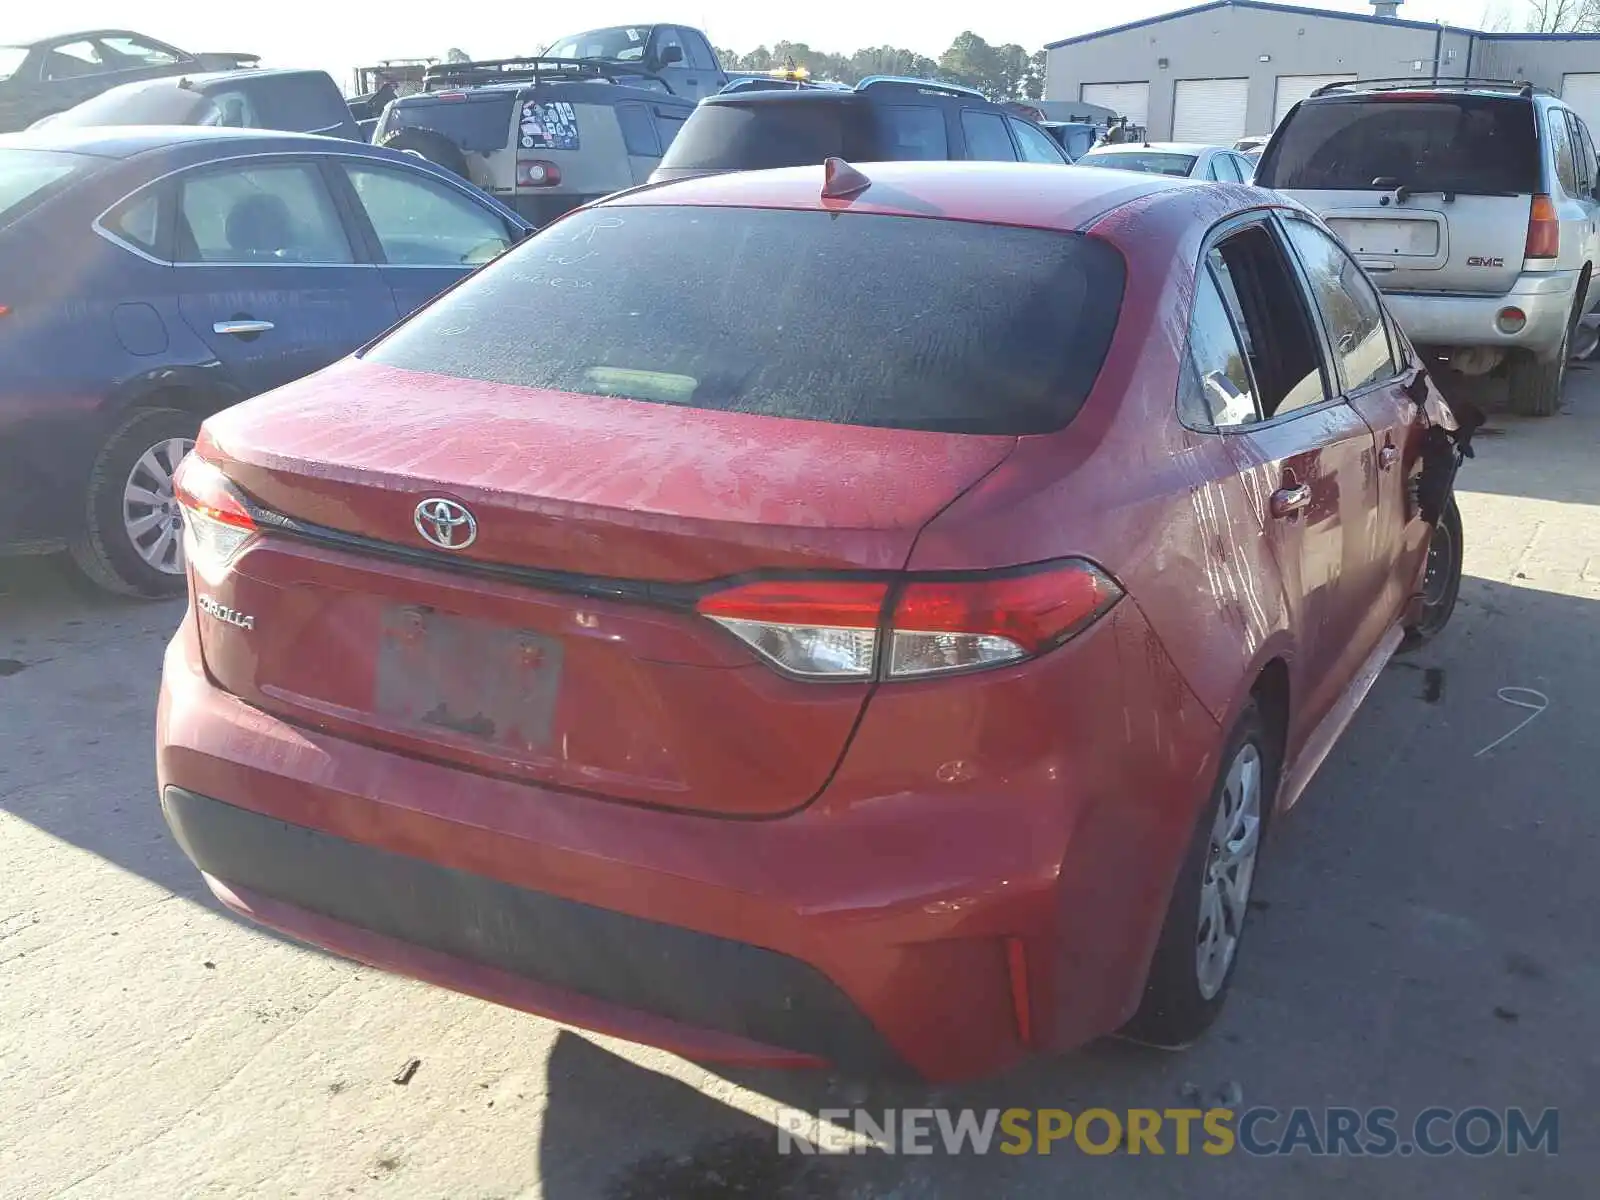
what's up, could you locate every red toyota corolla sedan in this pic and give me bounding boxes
[157,159,1473,1082]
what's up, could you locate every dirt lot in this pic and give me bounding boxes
[3,374,1598,1199]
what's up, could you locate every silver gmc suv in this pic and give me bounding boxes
[1257,79,1600,416]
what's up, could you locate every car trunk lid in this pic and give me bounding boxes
[192,359,1017,817]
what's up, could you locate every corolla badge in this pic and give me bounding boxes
[414,497,478,550]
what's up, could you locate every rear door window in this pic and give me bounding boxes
[876,104,948,160]
[1008,118,1069,164]
[961,110,1018,161]
[683,29,718,72]
[366,205,1127,434]
[1204,223,1329,420]
[1181,265,1259,429]
[175,162,354,264]
[1258,95,1541,194]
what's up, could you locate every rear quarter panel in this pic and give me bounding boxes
[908,185,1294,728]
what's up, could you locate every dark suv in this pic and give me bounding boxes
[376,58,695,226]
[649,77,1070,182]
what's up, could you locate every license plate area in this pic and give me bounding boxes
[374,606,563,752]
[1328,217,1440,257]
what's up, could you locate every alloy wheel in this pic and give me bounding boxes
[1196,741,1263,1000]
[122,437,194,575]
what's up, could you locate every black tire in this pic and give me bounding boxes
[1507,324,1568,417]
[1401,495,1463,649]
[68,407,199,599]
[1122,701,1276,1048]
[378,127,470,178]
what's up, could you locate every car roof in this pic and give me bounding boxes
[0,124,353,158]
[13,28,168,50]
[63,68,326,97]
[608,159,1197,233]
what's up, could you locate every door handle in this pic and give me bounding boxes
[1379,443,1400,470]
[213,319,275,336]
[1270,483,1312,518]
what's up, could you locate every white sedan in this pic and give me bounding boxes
[1075,141,1257,183]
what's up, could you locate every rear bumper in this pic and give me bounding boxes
[157,598,1221,1081]
[1383,270,1579,355]
[507,192,605,226]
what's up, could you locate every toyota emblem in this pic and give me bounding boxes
[414,497,478,550]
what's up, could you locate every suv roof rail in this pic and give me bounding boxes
[421,56,660,90]
[855,75,989,101]
[1311,76,1551,98]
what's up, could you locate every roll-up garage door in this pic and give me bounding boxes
[1173,78,1249,144]
[1562,74,1600,134]
[1274,74,1357,127]
[1080,81,1149,127]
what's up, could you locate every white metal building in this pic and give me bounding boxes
[1047,0,1600,142]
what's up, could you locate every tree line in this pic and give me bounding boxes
[714,31,1047,102]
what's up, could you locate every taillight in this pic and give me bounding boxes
[695,560,1122,681]
[173,454,256,571]
[1526,194,1559,259]
[517,159,562,187]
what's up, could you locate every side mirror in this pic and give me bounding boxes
[658,44,684,66]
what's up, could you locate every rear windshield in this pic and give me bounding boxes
[1258,95,1540,194]
[379,95,515,152]
[365,205,1127,434]
[1079,151,1196,177]
[0,149,91,226]
[659,101,874,170]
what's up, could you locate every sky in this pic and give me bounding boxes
[11,0,1522,92]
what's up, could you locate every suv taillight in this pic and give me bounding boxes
[695,560,1122,681]
[173,455,256,572]
[517,159,562,187]
[1526,193,1559,259]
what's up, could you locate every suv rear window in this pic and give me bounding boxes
[1259,94,1540,194]
[379,95,515,152]
[366,205,1127,434]
[659,101,875,171]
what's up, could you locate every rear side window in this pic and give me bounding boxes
[1259,95,1540,194]
[366,206,1128,434]
[0,149,90,226]
[658,102,871,170]
[875,104,948,160]
[654,108,687,150]
[961,110,1017,161]
[1009,118,1069,164]
[380,96,515,152]
[616,102,660,156]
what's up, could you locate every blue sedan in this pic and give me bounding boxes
[0,126,531,595]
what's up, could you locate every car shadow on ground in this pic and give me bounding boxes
[534,573,1599,1200]
[0,554,327,957]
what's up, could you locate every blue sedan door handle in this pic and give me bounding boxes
[213,319,275,336]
